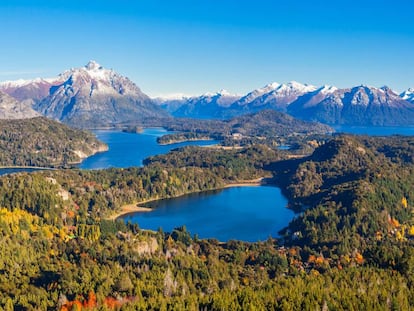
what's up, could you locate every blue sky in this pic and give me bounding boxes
[0,0,413,96]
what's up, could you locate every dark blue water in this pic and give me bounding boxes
[120,186,293,242]
[333,125,414,136]
[80,128,218,169]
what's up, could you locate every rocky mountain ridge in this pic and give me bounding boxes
[0,91,40,119]
[1,64,413,126]
[157,83,414,126]
[0,61,167,128]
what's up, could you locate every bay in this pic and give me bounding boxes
[120,186,293,242]
[79,128,218,169]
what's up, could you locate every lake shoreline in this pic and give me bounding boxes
[0,165,56,170]
[157,137,215,145]
[110,178,267,220]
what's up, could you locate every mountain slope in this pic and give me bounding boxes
[401,88,414,103]
[33,61,168,127]
[155,82,414,126]
[224,81,317,117]
[0,91,40,119]
[288,85,414,126]
[0,78,58,105]
[156,90,240,119]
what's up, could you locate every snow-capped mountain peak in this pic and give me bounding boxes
[401,88,414,103]
[274,81,317,94]
[29,61,166,127]
[231,81,318,112]
[318,85,338,93]
[85,60,102,71]
[235,82,280,105]
[262,82,281,93]
[52,61,145,98]
[201,89,239,98]
[0,77,52,89]
[60,61,112,82]
[217,89,231,96]
[0,77,63,103]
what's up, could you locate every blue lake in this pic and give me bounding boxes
[120,186,293,242]
[7,125,413,240]
[79,128,218,169]
[333,125,414,136]
[81,128,293,241]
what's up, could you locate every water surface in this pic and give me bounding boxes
[121,186,293,242]
[333,125,414,136]
[80,128,218,169]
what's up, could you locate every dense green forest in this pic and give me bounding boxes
[1,135,414,309]
[0,117,107,168]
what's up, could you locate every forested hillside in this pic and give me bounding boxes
[0,135,414,309]
[0,117,107,167]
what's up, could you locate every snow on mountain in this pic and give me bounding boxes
[2,65,413,126]
[53,60,144,97]
[0,77,61,104]
[232,82,280,107]
[319,85,338,94]
[153,93,192,103]
[198,90,240,108]
[159,89,241,118]
[221,81,317,119]
[33,61,167,127]
[0,77,59,89]
[288,85,414,126]
[233,81,316,109]
[401,88,414,103]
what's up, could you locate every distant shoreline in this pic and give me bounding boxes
[107,203,154,220]
[110,178,267,220]
[158,137,215,145]
[0,166,56,170]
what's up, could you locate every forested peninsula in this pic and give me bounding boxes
[0,117,107,168]
[1,135,414,309]
[122,110,332,147]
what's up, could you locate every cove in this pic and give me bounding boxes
[79,128,218,169]
[120,186,294,242]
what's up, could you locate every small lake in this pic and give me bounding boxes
[80,128,218,169]
[120,186,293,242]
[333,125,414,136]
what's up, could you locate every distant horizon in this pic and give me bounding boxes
[1,1,413,96]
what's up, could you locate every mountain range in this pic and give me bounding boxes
[0,61,167,127]
[158,82,414,126]
[1,62,413,126]
[153,90,240,119]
